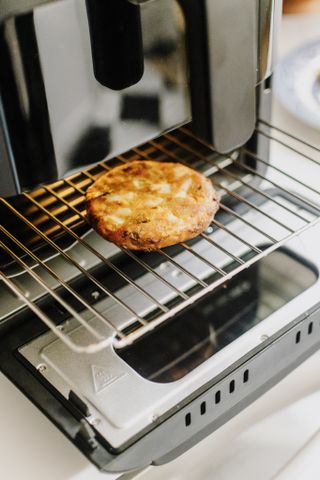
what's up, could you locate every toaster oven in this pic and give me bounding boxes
[0,0,320,475]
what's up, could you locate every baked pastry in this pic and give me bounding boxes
[86,160,219,251]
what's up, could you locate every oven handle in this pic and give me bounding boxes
[85,0,144,90]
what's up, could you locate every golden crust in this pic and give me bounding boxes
[86,161,219,251]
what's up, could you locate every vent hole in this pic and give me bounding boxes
[296,331,301,344]
[308,322,313,335]
[243,369,249,383]
[200,401,206,415]
[185,413,191,427]
[215,390,221,404]
[229,380,235,393]
[264,76,272,92]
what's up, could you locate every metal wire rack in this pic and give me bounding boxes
[0,121,320,353]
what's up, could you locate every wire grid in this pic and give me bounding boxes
[0,122,320,352]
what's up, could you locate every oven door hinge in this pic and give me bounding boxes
[76,419,99,452]
[69,391,99,452]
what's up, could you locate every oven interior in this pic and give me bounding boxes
[117,248,318,383]
[1,122,319,349]
[0,122,320,472]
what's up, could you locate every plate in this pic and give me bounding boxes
[273,39,320,130]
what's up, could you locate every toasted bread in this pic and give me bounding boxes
[86,161,219,251]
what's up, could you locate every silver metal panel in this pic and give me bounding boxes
[258,0,274,82]
[0,0,190,197]
[19,199,320,448]
[205,0,257,153]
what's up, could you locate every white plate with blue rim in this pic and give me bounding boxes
[274,39,320,130]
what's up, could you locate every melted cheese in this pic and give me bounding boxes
[181,178,192,191]
[175,191,187,199]
[151,183,171,194]
[117,207,132,216]
[175,178,192,198]
[108,192,135,202]
[174,166,187,178]
[133,179,141,188]
[105,215,125,225]
[167,213,179,222]
[145,197,164,207]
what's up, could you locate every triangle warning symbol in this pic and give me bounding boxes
[91,365,125,393]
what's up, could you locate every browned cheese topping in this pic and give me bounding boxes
[86,161,220,251]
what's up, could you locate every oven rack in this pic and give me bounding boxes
[0,121,320,353]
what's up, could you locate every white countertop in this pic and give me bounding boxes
[0,12,320,480]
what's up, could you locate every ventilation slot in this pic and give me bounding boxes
[185,413,191,427]
[243,369,249,383]
[308,322,313,335]
[200,401,206,415]
[229,380,235,393]
[215,390,221,404]
[296,331,301,344]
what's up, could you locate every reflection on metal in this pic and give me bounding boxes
[0,122,320,353]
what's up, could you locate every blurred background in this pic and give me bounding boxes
[283,0,320,14]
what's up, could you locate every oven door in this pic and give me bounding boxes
[0,215,320,473]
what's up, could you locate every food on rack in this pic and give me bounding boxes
[86,160,219,251]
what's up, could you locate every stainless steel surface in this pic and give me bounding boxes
[19,220,320,450]
[131,0,281,84]
[0,0,283,196]
[205,0,257,152]
[0,0,190,196]
[258,0,283,82]
[35,0,189,175]
[1,123,320,355]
